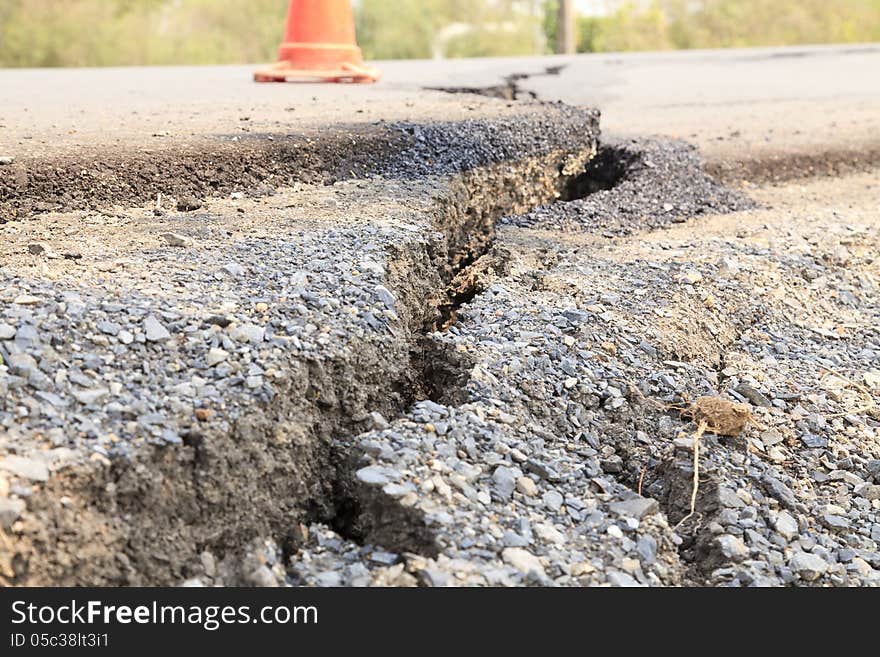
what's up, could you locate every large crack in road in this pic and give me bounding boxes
[2,91,878,587]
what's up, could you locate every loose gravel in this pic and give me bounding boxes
[2,101,877,587]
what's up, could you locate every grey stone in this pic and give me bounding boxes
[716,534,749,561]
[502,547,544,576]
[72,387,110,405]
[735,383,772,407]
[717,486,745,508]
[607,570,643,587]
[6,352,38,376]
[0,497,26,529]
[231,323,265,344]
[492,466,518,500]
[0,456,49,482]
[821,514,850,531]
[761,475,798,509]
[609,496,659,519]
[355,465,390,486]
[774,511,799,540]
[144,315,171,342]
[314,571,342,587]
[542,489,564,511]
[800,434,828,449]
[790,551,828,581]
[97,321,121,336]
[636,535,657,564]
[160,232,191,247]
[222,263,245,277]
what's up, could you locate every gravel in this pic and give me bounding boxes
[1,107,877,588]
[503,138,753,235]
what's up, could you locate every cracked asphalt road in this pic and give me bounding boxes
[1,45,879,586]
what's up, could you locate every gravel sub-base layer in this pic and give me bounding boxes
[1,104,878,586]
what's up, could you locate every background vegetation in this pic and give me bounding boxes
[0,0,878,67]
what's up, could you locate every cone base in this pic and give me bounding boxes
[254,60,381,84]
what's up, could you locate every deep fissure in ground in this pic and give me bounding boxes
[295,141,647,574]
[8,130,752,585]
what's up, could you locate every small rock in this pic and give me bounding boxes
[0,456,49,482]
[636,535,657,564]
[609,496,659,520]
[144,315,171,342]
[315,571,342,587]
[501,548,545,576]
[176,196,203,212]
[717,486,745,508]
[607,570,642,587]
[222,263,245,278]
[72,387,110,405]
[0,323,15,340]
[761,475,798,509]
[418,567,449,587]
[735,383,772,407]
[13,294,41,305]
[542,489,564,511]
[356,465,390,486]
[570,561,596,577]
[800,434,828,449]
[27,243,52,256]
[160,232,191,247]
[859,484,880,501]
[821,513,850,531]
[231,323,264,344]
[96,321,121,336]
[516,476,538,497]
[0,497,26,529]
[6,352,37,375]
[774,511,799,540]
[533,523,565,545]
[716,534,749,561]
[0,155,15,165]
[492,466,518,500]
[374,285,395,309]
[790,551,828,581]
[206,348,228,367]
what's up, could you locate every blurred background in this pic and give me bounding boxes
[0,0,878,68]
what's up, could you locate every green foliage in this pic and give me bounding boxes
[0,0,286,67]
[355,0,544,59]
[0,0,877,67]
[585,0,880,53]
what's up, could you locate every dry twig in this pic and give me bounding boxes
[674,419,708,531]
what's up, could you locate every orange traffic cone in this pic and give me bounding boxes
[254,0,380,83]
